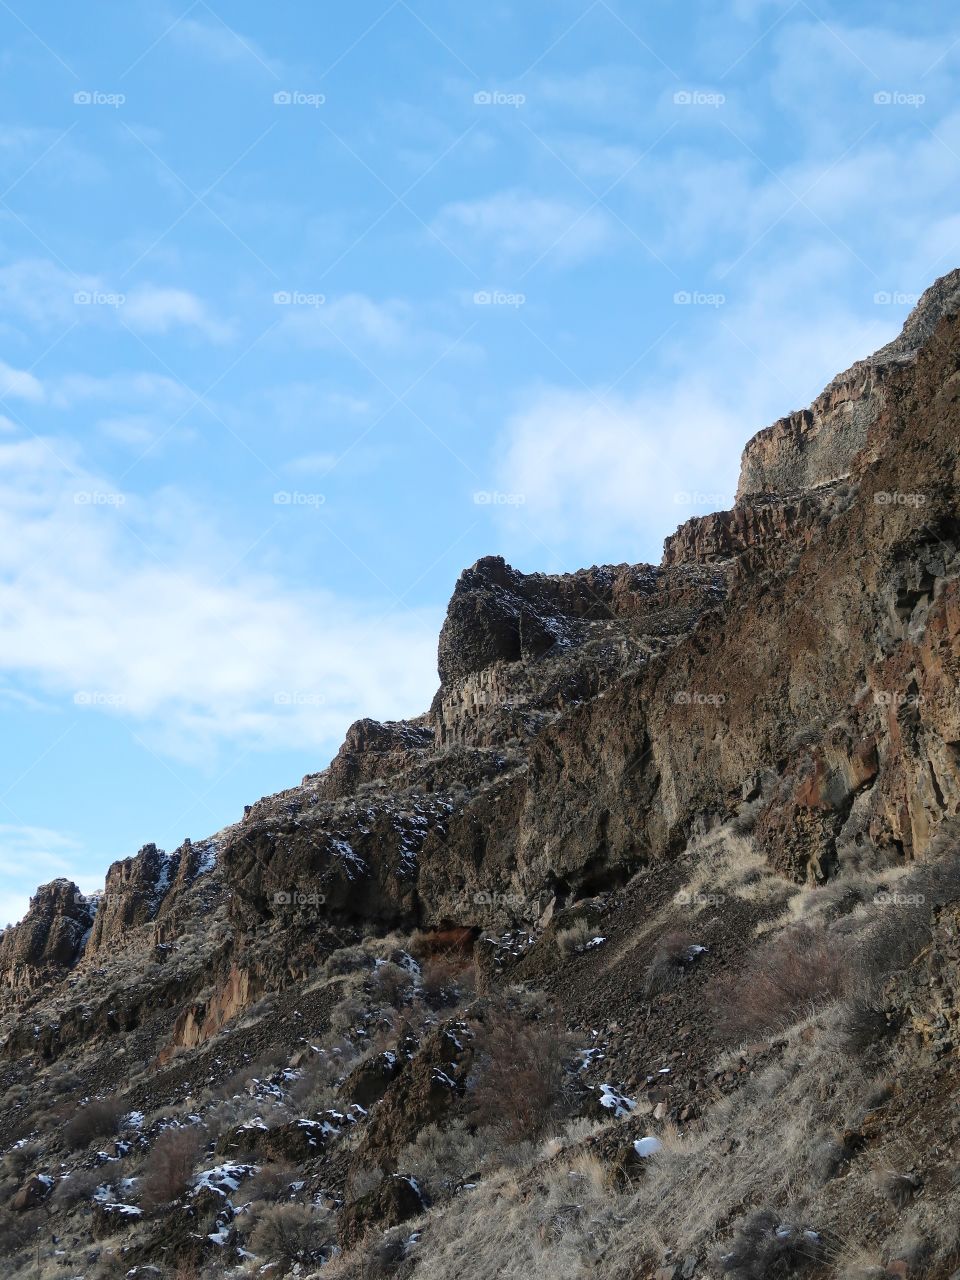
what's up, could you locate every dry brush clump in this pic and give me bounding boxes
[399,1120,495,1200]
[643,930,702,996]
[709,924,848,1040]
[554,918,596,955]
[717,1208,829,1279]
[469,1006,578,1146]
[241,1200,337,1272]
[138,1125,203,1209]
[62,1096,125,1150]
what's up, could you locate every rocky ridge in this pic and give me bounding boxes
[3,271,960,1278]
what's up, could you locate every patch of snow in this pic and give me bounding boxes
[634,1136,663,1158]
[101,1202,142,1217]
[193,1164,259,1196]
[598,1083,636,1117]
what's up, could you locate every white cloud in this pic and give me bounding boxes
[277,294,479,362]
[0,261,229,342]
[123,286,231,342]
[0,259,99,328]
[0,824,107,928]
[496,383,742,558]
[288,451,339,474]
[434,190,615,265]
[171,16,282,74]
[48,371,191,412]
[494,246,896,562]
[0,359,43,402]
[0,438,442,761]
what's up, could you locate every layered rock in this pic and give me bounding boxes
[736,267,960,499]
[5,268,960,1067]
[85,843,177,955]
[0,879,93,994]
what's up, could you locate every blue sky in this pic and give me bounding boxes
[0,0,957,924]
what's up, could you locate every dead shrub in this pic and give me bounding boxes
[872,1165,920,1207]
[555,918,595,955]
[52,1165,104,1207]
[399,1120,493,1199]
[245,1201,336,1271]
[139,1125,202,1209]
[324,945,372,977]
[244,1161,302,1203]
[469,1008,576,1145]
[831,994,895,1056]
[0,1205,37,1259]
[62,1096,124,1150]
[709,925,847,1040]
[371,960,416,1009]
[420,951,473,1009]
[719,1208,827,1279]
[644,930,701,996]
[1,1139,41,1178]
[330,994,371,1037]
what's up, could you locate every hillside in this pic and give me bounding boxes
[2,270,960,1279]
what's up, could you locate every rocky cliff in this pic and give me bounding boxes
[3,272,960,1279]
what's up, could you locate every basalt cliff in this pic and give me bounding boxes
[3,274,960,1280]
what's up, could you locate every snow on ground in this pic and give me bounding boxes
[598,1083,636,1117]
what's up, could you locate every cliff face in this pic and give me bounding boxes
[735,266,960,499]
[0,879,93,995]
[6,269,960,1017]
[3,272,960,1279]
[0,279,957,1003]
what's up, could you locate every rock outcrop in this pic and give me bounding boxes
[3,267,960,1054]
[4,270,960,1279]
[0,879,93,994]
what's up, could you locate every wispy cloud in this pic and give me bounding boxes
[0,437,442,760]
[433,190,616,266]
[123,285,233,342]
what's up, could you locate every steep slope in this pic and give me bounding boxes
[2,271,960,1279]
